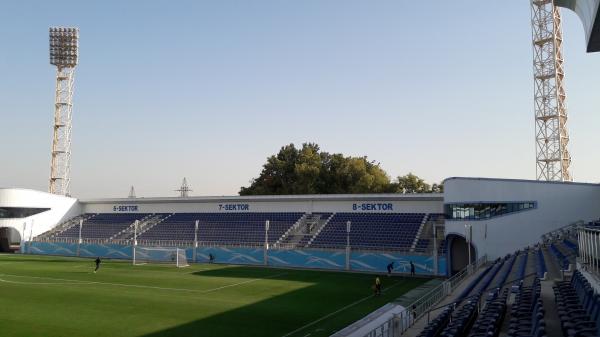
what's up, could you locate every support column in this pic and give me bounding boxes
[77,218,83,257]
[345,221,351,271]
[432,223,438,275]
[193,220,199,263]
[264,220,269,266]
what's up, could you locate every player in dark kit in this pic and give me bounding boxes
[386,262,394,276]
[410,261,415,276]
[94,257,101,273]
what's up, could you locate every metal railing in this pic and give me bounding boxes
[541,220,583,242]
[361,255,487,337]
[578,226,600,278]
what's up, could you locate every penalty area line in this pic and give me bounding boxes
[200,272,288,294]
[281,281,403,337]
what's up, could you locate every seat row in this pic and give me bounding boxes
[417,253,524,337]
[469,288,508,337]
[439,299,479,337]
[553,270,600,337]
[508,278,545,337]
[416,307,452,337]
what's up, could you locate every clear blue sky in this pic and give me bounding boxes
[1,1,598,198]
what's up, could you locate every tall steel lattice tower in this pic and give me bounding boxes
[531,1,571,181]
[175,178,193,197]
[49,27,79,196]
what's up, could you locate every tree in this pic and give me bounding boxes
[240,143,441,195]
[431,183,444,193]
[395,173,431,194]
[240,143,391,195]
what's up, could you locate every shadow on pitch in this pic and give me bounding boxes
[140,268,422,337]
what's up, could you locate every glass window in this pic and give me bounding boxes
[0,207,50,219]
[445,201,536,220]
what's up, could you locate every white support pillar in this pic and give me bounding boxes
[21,222,26,254]
[28,220,34,254]
[264,220,269,266]
[581,230,585,265]
[132,220,138,265]
[346,221,351,271]
[590,233,598,273]
[587,231,591,268]
[193,220,199,263]
[77,218,83,257]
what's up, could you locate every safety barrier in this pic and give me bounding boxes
[361,255,487,337]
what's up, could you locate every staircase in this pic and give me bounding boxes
[110,213,170,240]
[35,214,96,240]
[410,214,430,252]
[274,214,309,246]
[412,214,446,254]
[306,213,335,247]
[276,213,333,248]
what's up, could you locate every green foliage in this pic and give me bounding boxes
[240,143,443,195]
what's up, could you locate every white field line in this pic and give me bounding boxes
[0,271,288,294]
[281,281,403,337]
[0,277,95,286]
[200,272,287,294]
[71,264,215,273]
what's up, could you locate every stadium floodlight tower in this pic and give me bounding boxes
[530,1,572,182]
[49,27,79,196]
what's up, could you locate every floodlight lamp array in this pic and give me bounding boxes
[49,27,79,67]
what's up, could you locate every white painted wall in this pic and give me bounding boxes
[0,189,443,238]
[81,197,443,214]
[444,177,600,259]
[0,188,80,241]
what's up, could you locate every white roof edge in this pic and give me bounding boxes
[442,176,600,187]
[80,193,444,204]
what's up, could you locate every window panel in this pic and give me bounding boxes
[444,201,536,220]
[0,207,50,219]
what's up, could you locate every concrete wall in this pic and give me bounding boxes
[0,189,81,241]
[444,177,600,260]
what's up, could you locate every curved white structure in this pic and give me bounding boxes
[556,0,600,52]
[0,188,80,243]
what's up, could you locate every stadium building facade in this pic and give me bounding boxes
[2,177,600,276]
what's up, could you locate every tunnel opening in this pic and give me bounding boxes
[447,234,476,276]
[0,227,22,253]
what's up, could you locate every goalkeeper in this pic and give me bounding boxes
[94,257,101,273]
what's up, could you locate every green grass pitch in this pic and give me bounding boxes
[0,254,427,337]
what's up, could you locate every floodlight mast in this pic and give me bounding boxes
[530,1,572,182]
[49,27,79,196]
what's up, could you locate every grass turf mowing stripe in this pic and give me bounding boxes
[0,254,426,337]
[0,271,289,293]
[281,280,403,337]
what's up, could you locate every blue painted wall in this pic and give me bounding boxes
[27,242,447,275]
[350,251,446,275]
[268,249,346,270]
